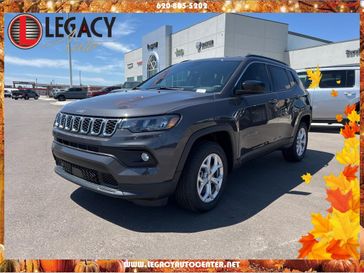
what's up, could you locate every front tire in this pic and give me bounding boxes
[175,141,228,212]
[282,123,308,162]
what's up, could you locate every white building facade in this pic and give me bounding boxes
[124,13,359,81]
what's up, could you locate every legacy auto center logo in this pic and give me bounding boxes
[8,14,115,49]
[8,14,42,49]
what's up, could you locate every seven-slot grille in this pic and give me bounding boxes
[54,113,121,137]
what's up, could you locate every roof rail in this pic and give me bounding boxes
[245,54,287,66]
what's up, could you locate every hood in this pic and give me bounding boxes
[61,89,214,117]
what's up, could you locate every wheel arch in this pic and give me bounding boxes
[175,126,238,176]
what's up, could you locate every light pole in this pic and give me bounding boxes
[79,70,82,86]
[67,14,73,87]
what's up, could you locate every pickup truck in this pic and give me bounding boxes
[12,89,39,100]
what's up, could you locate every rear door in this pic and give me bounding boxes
[268,65,298,141]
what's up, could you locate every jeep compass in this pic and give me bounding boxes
[52,55,312,212]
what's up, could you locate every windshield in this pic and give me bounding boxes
[138,60,240,93]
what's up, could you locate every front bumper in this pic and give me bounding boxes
[52,138,180,201]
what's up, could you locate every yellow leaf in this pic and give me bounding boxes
[347,111,360,123]
[331,89,338,97]
[330,209,359,244]
[306,66,322,89]
[301,173,312,184]
[311,213,331,238]
[336,137,360,165]
[324,173,351,193]
[307,237,332,259]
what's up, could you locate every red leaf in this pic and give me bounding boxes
[298,233,318,258]
[342,165,358,181]
[340,124,356,139]
[344,104,356,116]
[327,239,352,259]
[326,188,352,213]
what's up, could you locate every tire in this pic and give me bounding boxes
[282,122,308,162]
[34,96,38,100]
[14,98,18,100]
[58,95,66,101]
[175,141,228,212]
[24,95,29,100]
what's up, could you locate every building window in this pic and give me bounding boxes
[137,76,143,82]
[147,54,158,78]
[126,77,135,82]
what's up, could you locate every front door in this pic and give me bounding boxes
[236,62,278,155]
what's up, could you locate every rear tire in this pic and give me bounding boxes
[24,95,29,100]
[58,95,65,101]
[282,122,308,162]
[175,141,228,212]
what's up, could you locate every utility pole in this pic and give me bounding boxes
[67,14,73,87]
[79,70,82,86]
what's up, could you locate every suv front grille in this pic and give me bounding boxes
[54,113,121,137]
[55,157,119,188]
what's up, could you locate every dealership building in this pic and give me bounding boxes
[124,13,359,82]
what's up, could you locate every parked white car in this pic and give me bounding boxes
[297,66,359,123]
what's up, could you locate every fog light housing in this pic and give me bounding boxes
[141,152,150,162]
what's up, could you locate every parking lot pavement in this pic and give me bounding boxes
[5,98,342,259]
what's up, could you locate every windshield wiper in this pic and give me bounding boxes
[146,86,185,91]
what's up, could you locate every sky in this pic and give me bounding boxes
[5,13,359,87]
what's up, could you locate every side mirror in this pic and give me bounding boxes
[235,80,265,95]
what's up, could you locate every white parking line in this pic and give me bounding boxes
[50,101,75,106]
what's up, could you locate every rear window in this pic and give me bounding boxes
[269,66,291,91]
[298,69,355,89]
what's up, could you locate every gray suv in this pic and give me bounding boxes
[52,55,312,212]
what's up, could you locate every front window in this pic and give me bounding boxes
[139,60,240,93]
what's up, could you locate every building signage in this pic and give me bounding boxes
[137,61,143,66]
[346,49,359,58]
[196,40,214,52]
[175,48,184,57]
[147,42,158,50]
[127,63,133,69]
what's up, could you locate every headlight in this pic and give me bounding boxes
[120,115,180,133]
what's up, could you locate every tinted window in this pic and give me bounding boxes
[287,71,297,88]
[298,70,355,89]
[240,63,270,92]
[269,66,291,91]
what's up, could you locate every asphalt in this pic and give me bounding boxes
[5,97,343,259]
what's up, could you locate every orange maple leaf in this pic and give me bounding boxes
[298,233,318,258]
[336,114,343,123]
[344,104,356,116]
[349,121,360,133]
[340,124,356,139]
[331,90,338,97]
[342,165,358,181]
[326,189,352,213]
[327,239,351,259]
[327,238,359,260]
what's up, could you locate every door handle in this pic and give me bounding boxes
[269,99,278,104]
[344,92,354,96]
